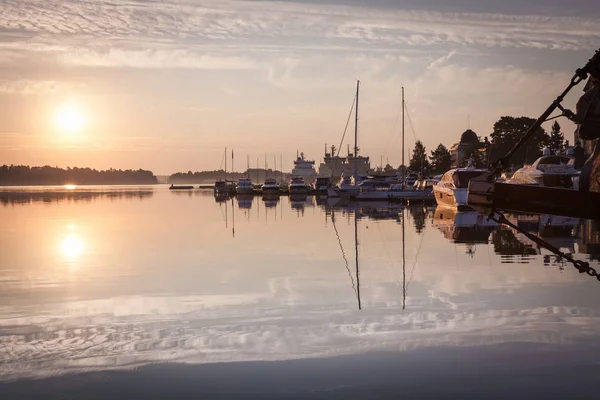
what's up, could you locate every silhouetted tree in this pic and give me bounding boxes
[548,121,565,152]
[490,116,550,167]
[0,165,157,185]
[429,143,452,174]
[408,140,430,174]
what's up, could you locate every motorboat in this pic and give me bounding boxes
[506,151,579,188]
[169,184,193,190]
[235,178,255,195]
[313,177,331,195]
[433,165,489,209]
[214,179,235,196]
[261,178,280,195]
[289,176,310,195]
[328,171,361,198]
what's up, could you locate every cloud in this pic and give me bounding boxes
[428,50,457,70]
[0,0,599,60]
[61,48,260,70]
[0,79,83,95]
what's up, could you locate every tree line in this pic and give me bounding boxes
[408,116,568,175]
[0,165,157,185]
[169,169,286,183]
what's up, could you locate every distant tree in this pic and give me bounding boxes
[383,164,395,173]
[548,121,565,151]
[0,165,157,185]
[408,140,430,174]
[429,143,452,174]
[490,116,550,167]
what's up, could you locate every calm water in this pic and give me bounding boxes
[1,185,600,398]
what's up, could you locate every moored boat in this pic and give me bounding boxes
[214,179,235,196]
[506,150,579,188]
[433,165,488,209]
[289,176,310,195]
[313,177,331,195]
[262,178,280,195]
[169,184,194,190]
[236,178,254,195]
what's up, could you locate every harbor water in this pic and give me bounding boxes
[1,185,600,398]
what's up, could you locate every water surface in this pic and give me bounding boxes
[1,185,599,398]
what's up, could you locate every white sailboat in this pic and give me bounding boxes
[329,80,363,198]
[355,86,433,202]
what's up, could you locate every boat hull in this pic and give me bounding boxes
[433,187,469,209]
[235,187,254,195]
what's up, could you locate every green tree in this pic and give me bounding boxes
[429,143,452,174]
[490,116,550,167]
[408,140,430,174]
[548,121,565,151]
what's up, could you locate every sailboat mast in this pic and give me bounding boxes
[354,80,360,176]
[225,147,227,181]
[247,155,250,179]
[355,211,362,310]
[402,86,405,190]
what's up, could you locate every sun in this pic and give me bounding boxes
[55,101,85,133]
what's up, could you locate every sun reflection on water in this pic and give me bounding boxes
[63,184,77,190]
[61,233,84,259]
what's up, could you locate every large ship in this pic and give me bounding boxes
[291,152,317,184]
[318,144,371,179]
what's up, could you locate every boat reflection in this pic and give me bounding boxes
[236,194,254,209]
[433,206,497,244]
[262,193,280,208]
[578,219,600,261]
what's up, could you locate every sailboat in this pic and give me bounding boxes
[355,87,433,202]
[214,147,236,197]
[328,80,364,199]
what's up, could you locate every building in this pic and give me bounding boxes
[449,129,489,168]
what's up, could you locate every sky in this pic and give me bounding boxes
[0,0,599,174]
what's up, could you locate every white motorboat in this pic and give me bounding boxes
[506,151,579,188]
[261,178,280,195]
[289,176,310,195]
[433,165,489,209]
[236,178,254,195]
